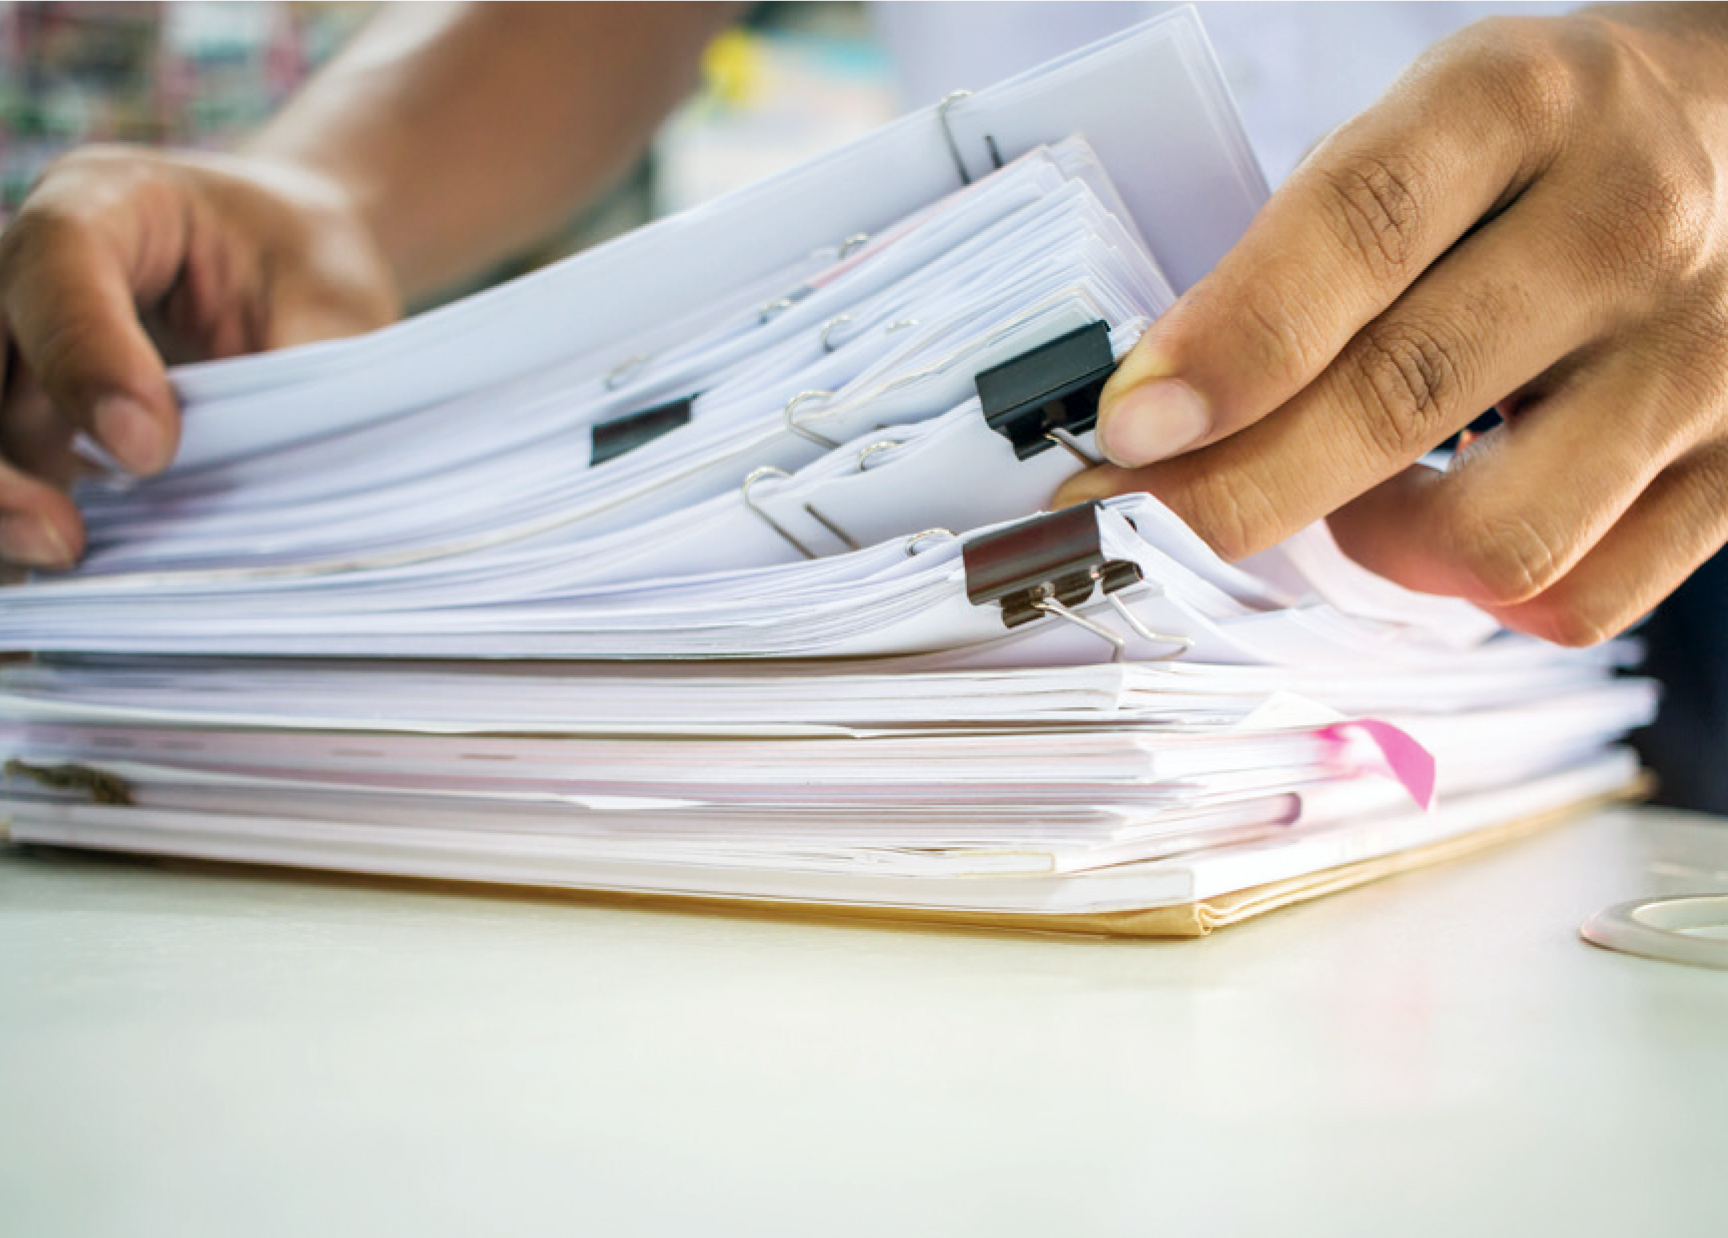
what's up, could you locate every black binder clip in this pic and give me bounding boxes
[963,501,1142,629]
[590,396,694,466]
[975,320,1115,460]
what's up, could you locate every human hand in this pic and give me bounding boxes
[1057,6,1728,645]
[0,146,398,567]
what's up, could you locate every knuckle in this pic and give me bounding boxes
[37,142,156,193]
[1585,155,1718,290]
[0,206,88,287]
[1315,151,1427,280]
[0,145,162,275]
[1461,19,1579,140]
[1345,319,1466,459]
[1444,507,1567,605]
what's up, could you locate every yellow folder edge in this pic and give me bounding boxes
[38,775,1644,940]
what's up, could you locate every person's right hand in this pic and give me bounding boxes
[0,146,399,567]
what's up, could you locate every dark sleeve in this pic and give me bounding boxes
[1633,544,1728,815]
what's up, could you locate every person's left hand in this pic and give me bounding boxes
[1056,6,1728,645]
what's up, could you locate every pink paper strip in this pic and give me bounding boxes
[1318,719,1437,811]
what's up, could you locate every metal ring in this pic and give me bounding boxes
[758,297,797,324]
[819,315,855,354]
[783,390,841,450]
[935,89,975,186]
[904,528,955,557]
[604,354,650,390]
[837,232,870,260]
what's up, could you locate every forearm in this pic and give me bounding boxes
[245,1,741,303]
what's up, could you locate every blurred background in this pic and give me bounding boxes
[0,1,900,291]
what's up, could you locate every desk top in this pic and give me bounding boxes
[3,805,1726,1237]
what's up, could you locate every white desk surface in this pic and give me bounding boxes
[3,804,1726,1237]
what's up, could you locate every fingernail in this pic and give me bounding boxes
[0,515,73,567]
[93,395,166,474]
[1098,378,1209,467]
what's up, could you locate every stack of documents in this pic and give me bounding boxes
[0,10,1652,935]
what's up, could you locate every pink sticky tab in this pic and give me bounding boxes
[1317,719,1437,811]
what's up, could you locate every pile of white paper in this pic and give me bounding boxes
[0,10,1651,933]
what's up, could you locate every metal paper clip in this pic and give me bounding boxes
[783,390,841,450]
[741,466,860,557]
[857,439,905,471]
[819,315,855,353]
[742,467,817,559]
[758,285,812,324]
[604,354,650,390]
[905,528,955,557]
[936,90,974,185]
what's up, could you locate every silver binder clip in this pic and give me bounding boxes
[961,502,1190,660]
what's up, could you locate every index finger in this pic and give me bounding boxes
[1094,20,1565,467]
[0,179,180,475]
